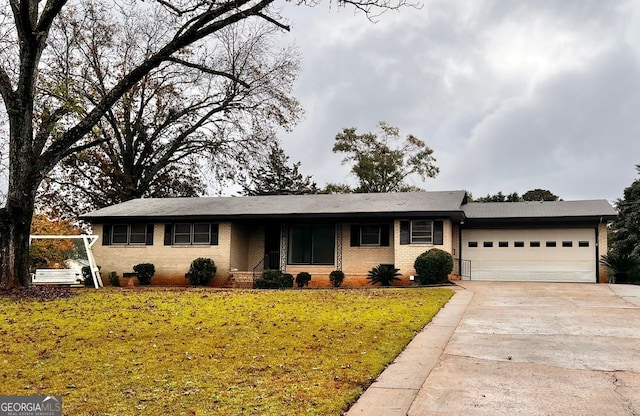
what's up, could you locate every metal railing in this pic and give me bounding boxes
[252,254,269,280]
[460,259,471,279]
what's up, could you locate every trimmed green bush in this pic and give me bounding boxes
[254,270,294,289]
[295,272,312,288]
[367,264,401,287]
[329,270,345,288]
[108,271,120,287]
[133,263,155,285]
[414,248,454,285]
[187,258,217,286]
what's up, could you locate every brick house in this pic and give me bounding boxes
[80,191,617,287]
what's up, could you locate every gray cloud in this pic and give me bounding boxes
[275,0,640,201]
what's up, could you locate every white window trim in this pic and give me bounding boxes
[173,223,214,245]
[410,220,433,244]
[111,224,146,245]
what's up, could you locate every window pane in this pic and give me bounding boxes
[514,241,525,247]
[289,226,312,264]
[579,241,589,247]
[483,241,493,248]
[468,241,478,248]
[499,241,508,247]
[546,241,556,247]
[193,224,210,244]
[562,241,573,247]
[129,224,147,244]
[360,224,380,246]
[174,223,191,244]
[112,224,128,244]
[312,225,335,264]
[411,220,432,243]
[530,241,540,247]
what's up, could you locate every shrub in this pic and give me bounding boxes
[254,270,294,289]
[82,266,93,287]
[329,270,345,288]
[108,271,120,287]
[295,272,312,288]
[133,263,155,285]
[367,264,401,287]
[414,248,454,285]
[187,258,217,286]
[600,250,640,283]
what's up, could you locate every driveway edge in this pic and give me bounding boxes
[345,285,474,415]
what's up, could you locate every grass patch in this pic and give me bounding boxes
[0,287,453,415]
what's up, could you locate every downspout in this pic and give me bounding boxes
[595,217,603,283]
[458,220,463,279]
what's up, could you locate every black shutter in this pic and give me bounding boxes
[146,224,154,245]
[102,224,112,246]
[380,223,390,246]
[350,224,360,247]
[164,224,173,245]
[211,224,219,245]
[400,221,410,245]
[433,220,444,245]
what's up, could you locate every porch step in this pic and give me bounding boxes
[228,271,254,289]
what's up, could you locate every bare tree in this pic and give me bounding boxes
[37,11,301,219]
[0,0,412,288]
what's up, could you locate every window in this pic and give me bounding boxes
[530,241,540,247]
[103,224,153,246]
[289,224,335,265]
[499,241,509,247]
[164,223,219,246]
[579,241,590,247]
[562,241,573,247]
[468,241,478,248]
[514,241,525,247]
[400,220,444,245]
[546,241,557,247]
[361,224,381,245]
[411,220,433,243]
[483,241,493,248]
[350,224,390,247]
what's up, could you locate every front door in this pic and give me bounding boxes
[264,224,281,270]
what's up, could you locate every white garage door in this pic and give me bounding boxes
[461,228,596,282]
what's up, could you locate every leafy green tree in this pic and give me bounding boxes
[522,189,559,201]
[474,191,522,202]
[242,142,318,195]
[0,0,407,288]
[332,122,438,193]
[473,189,560,203]
[610,165,640,260]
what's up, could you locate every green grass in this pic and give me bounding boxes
[0,288,453,415]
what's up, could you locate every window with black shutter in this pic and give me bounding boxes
[350,223,391,247]
[105,223,153,245]
[164,223,219,245]
[399,219,444,245]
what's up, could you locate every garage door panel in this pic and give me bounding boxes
[462,228,596,283]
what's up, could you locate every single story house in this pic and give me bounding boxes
[80,191,617,287]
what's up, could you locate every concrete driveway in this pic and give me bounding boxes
[347,282,640,415]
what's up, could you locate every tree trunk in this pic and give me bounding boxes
[0,202,34,289]
[0,107,40,289]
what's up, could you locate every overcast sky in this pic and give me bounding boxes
[269,0,640,202]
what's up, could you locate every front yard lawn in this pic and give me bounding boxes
[0,287,453,415]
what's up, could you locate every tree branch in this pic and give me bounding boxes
[167,57,251,88]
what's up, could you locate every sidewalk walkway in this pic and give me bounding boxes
[346,285,474,415]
